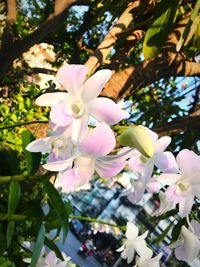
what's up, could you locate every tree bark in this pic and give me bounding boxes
[0,0,90,81]
[84,0,156,75]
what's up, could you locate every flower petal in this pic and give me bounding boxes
[175,226,200,262]
[95,160,126,178]
[153,151,179,173]
[156,173,181,186]
[126,222,139,239]
[154,136,171,152]
[86,97,129,125]
[56,64,88,97]
[81,69,112,102]
[176,149,200,178]
[71,113,89,144]
[43,158,74,171]
[26,137,53,152]
[178,194,194,218]
[50,102,73,127]
[35,92,68,106]
[79,123,116,156]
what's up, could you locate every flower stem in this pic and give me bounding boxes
[69,215,126,230]
[0,120,48,131]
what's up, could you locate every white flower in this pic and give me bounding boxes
[116,222,152,264]
[36,64,129,141]
[157,149,200,217]
[134,253,162,267]
[172,225,200,263]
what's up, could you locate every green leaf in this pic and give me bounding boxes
[6,222,15,248]
[176,0,200,51]
[8,181,20,220]
[0,148,21,176]
[22,130,41,175]
[154,222,174,243]
[171,218,186,243]
[41,178,68,242]
[44,237,64,260]
[143,0,179,59]
[30,224,45,267]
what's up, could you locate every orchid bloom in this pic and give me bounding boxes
[26,124,75,165]
[43,123,129,192]
[153,191,176,216]
[134,253,162,267]
[157,149,200,217]
[172,223,200,263]
[116,222,152,264]
[128,129,178,180]
[36,64,129,141]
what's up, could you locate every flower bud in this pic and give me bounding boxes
[118,125,154,158]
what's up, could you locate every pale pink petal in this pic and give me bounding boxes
[127,181,145,204]
[58,169,83,192]
[176,149,200,177]
[146,178,161,193]
[95,160,126,178]
[74,157,95,181]
[56,64,88,97]
[153,151,179,173]
[191,220,200,237]
[156,173,181,185]
[26,137,53,152]
[50,102,73,127]
[178,195,194,218]
[43,158,74,171]
[79,123,116,156]
[86,97,129,125]
[35,92,68,106]
[97,148,133,162]
[154,136,171,152]
[81,69,112,102]
[45,251,57,265]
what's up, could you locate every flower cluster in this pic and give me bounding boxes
[26,64,200,265]
[27,64,130,192]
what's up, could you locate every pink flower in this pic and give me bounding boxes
[35,64,129,141]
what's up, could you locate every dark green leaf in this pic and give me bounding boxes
[6,222,15,248]
[41,178,68,242]
[171,218,186,243]
[22,130,41,175]
[8,181,20,220]
[0,148,21,176]
[30,224,45,267]
[143,0,179,59]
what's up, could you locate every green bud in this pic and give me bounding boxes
[118,125,154,158]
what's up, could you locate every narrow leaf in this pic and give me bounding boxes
[30,224,45,267]
[143,0,179,59]
[6,221,15,248]
[8,181,20,220]
[176,0,200,51]
[22,130,41,175]
[41,178,68,242]
[154,222,173,243]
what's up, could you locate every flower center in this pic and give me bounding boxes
[51,138,65,149]
[176,180,190,194]
[71,101,84,117]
